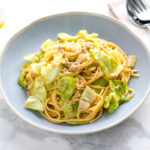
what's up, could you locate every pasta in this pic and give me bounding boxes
[18,30,139,124]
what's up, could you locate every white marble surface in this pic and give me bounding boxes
[0,0,150,149]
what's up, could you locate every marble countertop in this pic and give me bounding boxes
[0,0,150,149]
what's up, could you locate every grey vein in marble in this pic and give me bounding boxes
[0,94,150,150]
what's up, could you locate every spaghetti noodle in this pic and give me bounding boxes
[18,30,139,124]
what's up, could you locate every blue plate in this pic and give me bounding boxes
[0,12,150,134]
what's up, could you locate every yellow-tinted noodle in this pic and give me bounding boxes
[40,39,138,124]
[21,31,139,124]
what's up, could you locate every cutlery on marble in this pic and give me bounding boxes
[126,0,150,27]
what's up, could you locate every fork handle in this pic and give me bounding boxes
[135,18,150,27]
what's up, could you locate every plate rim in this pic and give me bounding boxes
[0,11,150,135]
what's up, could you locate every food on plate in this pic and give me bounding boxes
[18,30,139,124]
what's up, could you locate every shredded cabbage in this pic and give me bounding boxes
[58,33,77,42]
[90,48,123,79]
[18,30,138,124]
[80,86,97,103]
[34,76,45,88]
[24,96,44,112]
[59,101,78,119]
[41,65,61,85]
[93,77,108,87]
[58,30,98,42]
[58,76,76,100]
[18,64,31,89]
[31,86,47,102]
[104,92,119,113]
[24,50,44,63]
[30,63,41,76]
[46,82,57,90]
[41,39,57,52]
[18,70,28,88]
[104,80,131,113]
[109,80,130,102]
[78,100,90,111]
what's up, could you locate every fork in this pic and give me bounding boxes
[126,0,150,27]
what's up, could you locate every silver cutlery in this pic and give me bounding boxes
[126,0,150,27]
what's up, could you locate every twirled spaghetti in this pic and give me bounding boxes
[18,30,139,124]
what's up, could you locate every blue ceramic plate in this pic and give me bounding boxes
[0,12,150,134]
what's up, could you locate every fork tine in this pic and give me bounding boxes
[138,0,150,10]
[128,0,140,13]
[133,0,144,11]
[133,0,146,11]
[128,0,139,16]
